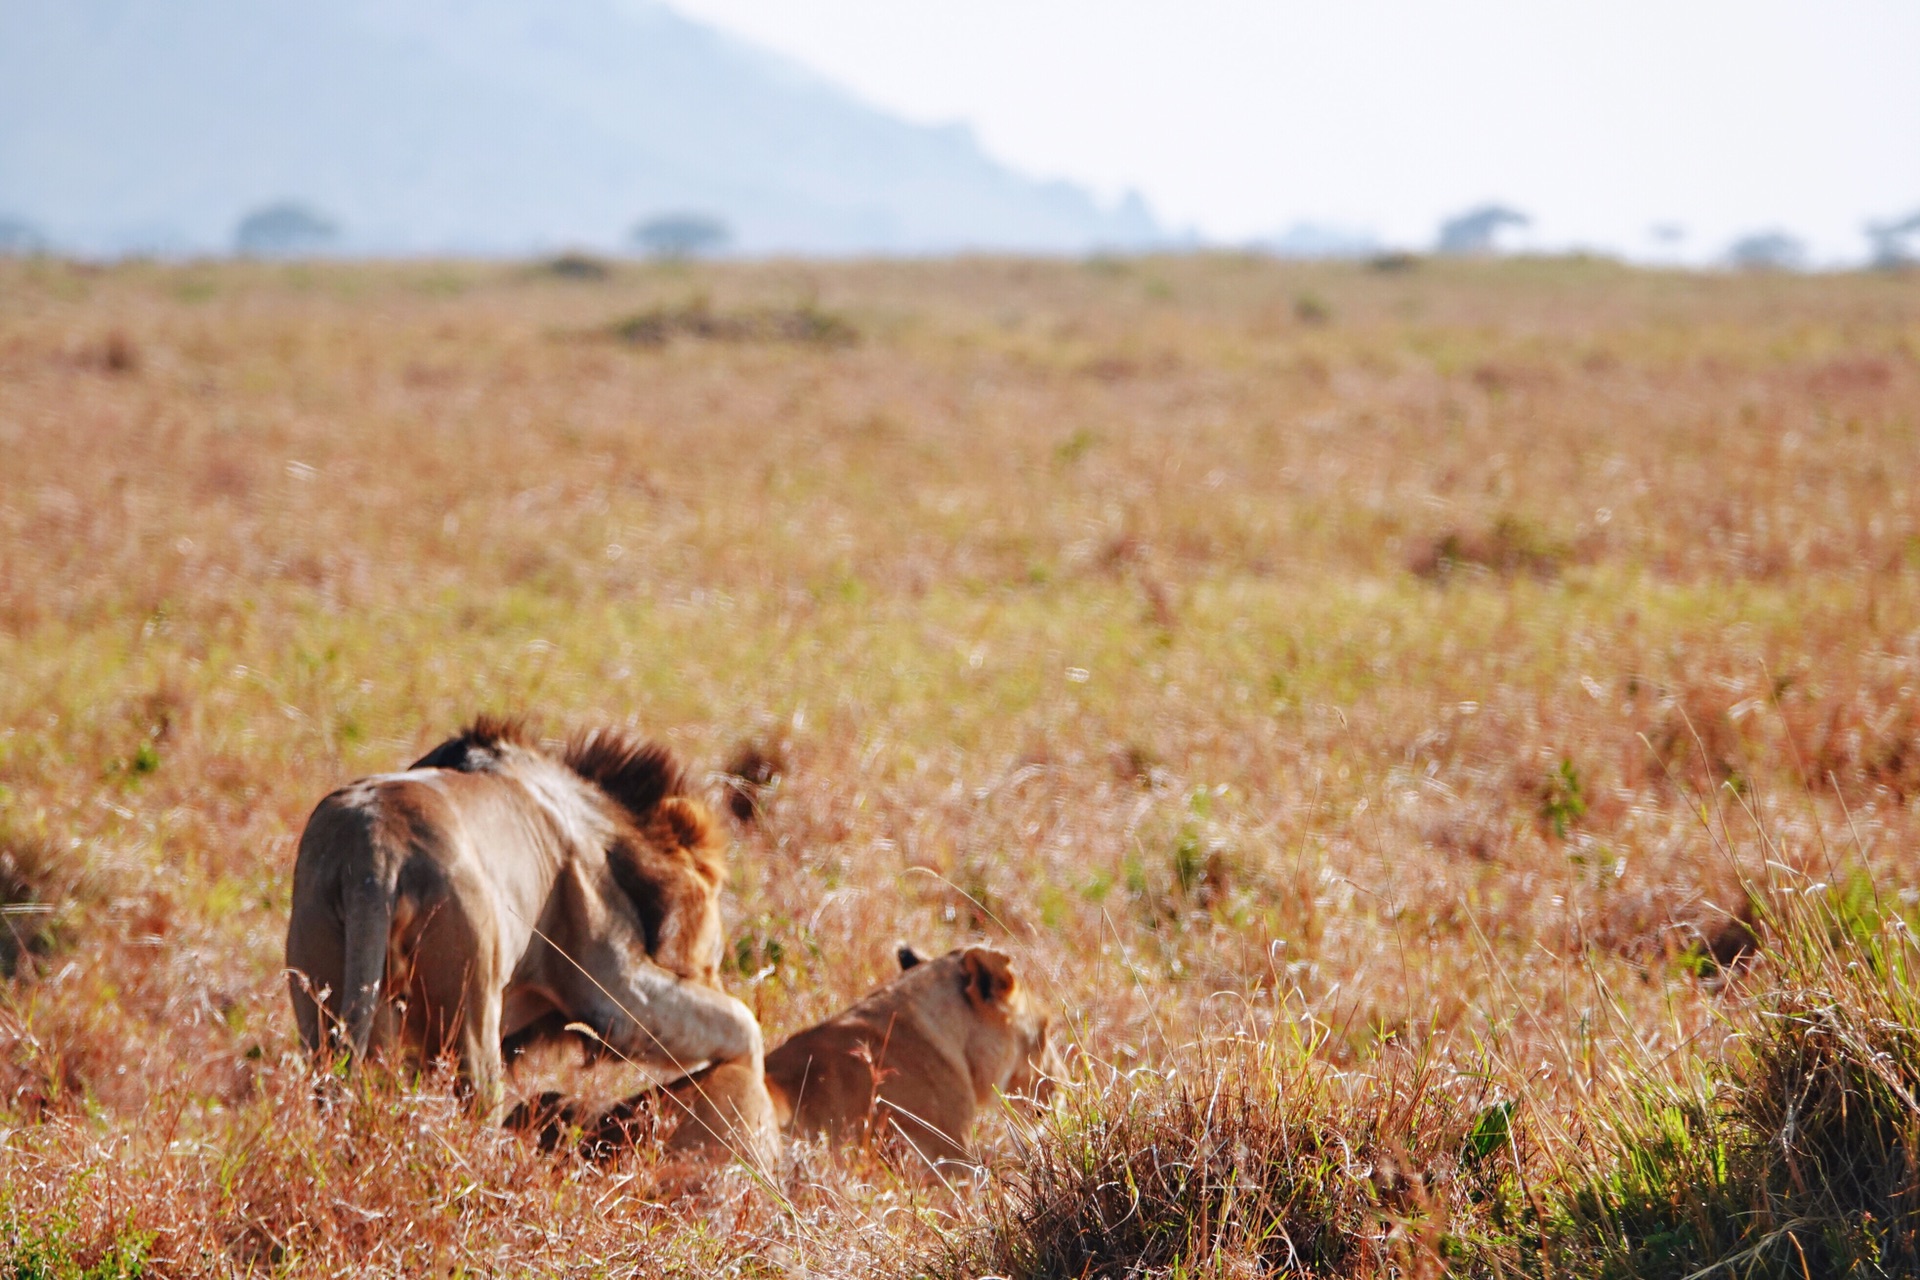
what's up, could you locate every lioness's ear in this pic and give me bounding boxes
[896,943,929,971]
[961,946,1017,1009]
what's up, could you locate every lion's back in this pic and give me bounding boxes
[291,770,459,894]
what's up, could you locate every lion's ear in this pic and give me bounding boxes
[896,943,929,971]
[652,796,726,884]
[656,796,712,849]
[961,946,1017,1009]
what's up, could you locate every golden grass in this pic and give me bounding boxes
[1,252,1917,1275]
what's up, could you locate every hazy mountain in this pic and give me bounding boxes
[0,0,1161,257]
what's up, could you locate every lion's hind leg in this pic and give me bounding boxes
[400,896,506,1117]
[285,907,346,1062]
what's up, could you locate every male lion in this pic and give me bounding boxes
[284,717,776,1164]
[523,942,1064,1170]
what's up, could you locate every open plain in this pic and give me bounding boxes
[2,254,1918,1276]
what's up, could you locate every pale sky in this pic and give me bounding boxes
[668,0,1920,263]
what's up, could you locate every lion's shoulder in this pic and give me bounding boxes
[406,715,725,891]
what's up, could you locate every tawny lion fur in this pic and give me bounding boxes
[765,943,1064,1166]
[518,943,1063,1170]
[284,716,775,1164]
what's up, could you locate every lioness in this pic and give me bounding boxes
[285,717,776,1164]
[764,944,1064,1167]
[522,942,1063,1170]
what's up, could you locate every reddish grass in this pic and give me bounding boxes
[1,253,1916,1274]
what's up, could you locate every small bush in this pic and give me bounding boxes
[1411,514,1572,582]
[1537,758,1587,839]
[1369,251,1419,272]
[0,819,81,978]
[720,738,788,823]
[608,300,856,347]
[536,252,612,281]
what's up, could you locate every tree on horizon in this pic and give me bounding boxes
[631,212,731,260]
[234,202,339,257]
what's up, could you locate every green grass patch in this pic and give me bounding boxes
[0,1205,150,1280]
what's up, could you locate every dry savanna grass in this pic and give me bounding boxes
[1,252,1918,1276]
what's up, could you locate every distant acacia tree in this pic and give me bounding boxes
[1866,212,1920,268]
[631,212,731,259]
[1725,230,1806,271]
[1436,205,1529,255]
[234,202,339,257]
[0,215,47,256]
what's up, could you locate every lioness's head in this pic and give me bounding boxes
[899,942,1065,1113]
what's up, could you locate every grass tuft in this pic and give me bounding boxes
[0,1204,150,1280]
[0,817,86,978]
[1554,880,1920,1279]
[936,1033,1523,1279]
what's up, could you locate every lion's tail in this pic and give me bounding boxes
[338,869,397,1060]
